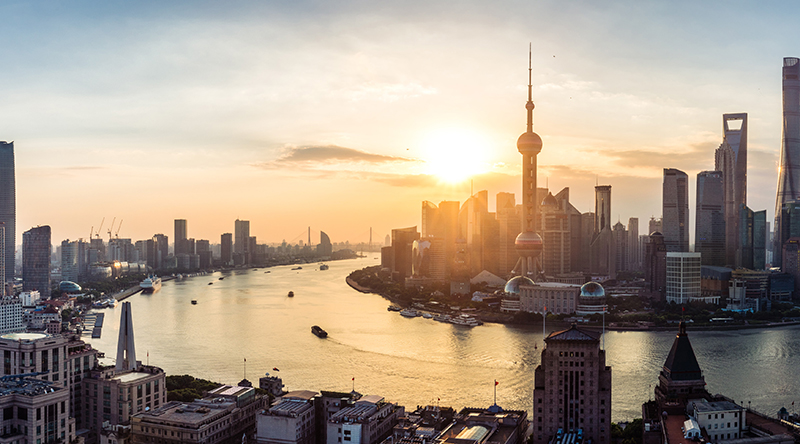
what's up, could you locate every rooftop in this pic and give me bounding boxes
[113,371,155,383]
[690,399,741,413]
[662,322,703,381]
[546,324,601,342]
[282,390,317,401]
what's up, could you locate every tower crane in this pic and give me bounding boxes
[115,220,123,239]
[107,217,116,242]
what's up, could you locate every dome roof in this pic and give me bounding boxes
[580,281,605,298]
[650,231,663,237]
[59,281,82,293]
[504,275,535,295]
[517,131,542,154]
[542,192,558,207]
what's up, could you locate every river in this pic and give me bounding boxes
[86,257,800,422]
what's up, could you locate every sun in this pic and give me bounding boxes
[420,128,491,183]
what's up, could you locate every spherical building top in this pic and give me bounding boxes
[580,281,605,298]
[504,275,535,295]
[515,231,543,258]
[517,131,542,155]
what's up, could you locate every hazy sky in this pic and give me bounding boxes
[3,1,799,246]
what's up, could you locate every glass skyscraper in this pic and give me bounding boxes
[775,57,800,268]
[0,142,14,283]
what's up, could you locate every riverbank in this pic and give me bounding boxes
[346,271,800,333]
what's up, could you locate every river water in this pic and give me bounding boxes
[86,257,800,422]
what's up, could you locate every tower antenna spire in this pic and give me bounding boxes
[526,43,534,133]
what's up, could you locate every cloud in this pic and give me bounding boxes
[598,141,716,171]
[266,145,415,166]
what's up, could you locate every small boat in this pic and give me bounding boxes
[287,291,294,297]
[450,314,480,327]
[291,266,303,271]
[422,312,433,319]
[272,367,280,371]
[208,282,213,285]
[319,264,329,270]
[191,300,197,305]
[400,308,419,318]
[311,325,328,338]
[219,277,224,280]
[387,305,402,312]
[265,271,270,273]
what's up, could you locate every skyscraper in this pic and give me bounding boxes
[234,219,250,264]
[0,142,14,282]
[716,114,748,266]
[22,226,51,295]
[662,168,689,252]
[221,233,233,266]
[532,324,612,444]
[776,57,800,268]
[626,217,639,271]
[174,219,188,255]
[695,171,725,266]
[512,49,543,280]
[589,186,615,278]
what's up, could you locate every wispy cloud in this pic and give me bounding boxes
[257,145,415,169]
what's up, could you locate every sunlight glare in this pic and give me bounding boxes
[421,128,491,183]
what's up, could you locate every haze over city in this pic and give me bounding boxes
[2,1,798,244]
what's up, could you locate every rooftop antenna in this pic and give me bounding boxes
[243,357,247,380]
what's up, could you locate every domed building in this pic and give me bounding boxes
[504,275,535,295]
[575,281,607,315]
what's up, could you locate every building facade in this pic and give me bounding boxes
[775,57,800,268]
[23,226,51,296]
[0,142,14,283]
[663,169,689,252]
[695,172,725,267]
[519,282,580,314]
[532,325,611,444]
[665,253,701,304]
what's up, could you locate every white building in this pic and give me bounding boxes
[256,390,317,444]
[326,395,404,444]
[0,297,23,334]
[666,252,701,304]
[19,291,41,307]
[519,282,580,314]
[687,399,745,442]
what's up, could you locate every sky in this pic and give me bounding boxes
[2,0,799,247]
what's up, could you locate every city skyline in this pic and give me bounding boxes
[2,1,798,246]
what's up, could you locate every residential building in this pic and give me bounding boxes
[235,220,250,265]
[0,376,74,444]
[0,297,23,333]
[666,253,701,304]
[256,390,317,444]
[326,395,404,444]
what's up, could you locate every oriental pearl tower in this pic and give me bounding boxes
[505,48,543,294]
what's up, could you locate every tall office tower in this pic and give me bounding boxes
[497,194,521,277]
[22,226,51,295]
[234,219,250,264]
[662,168,689,252]
[0,142,14,283]
[317,231,333,257]
[645,232,667,301]
[532,324,612,444]
[613,221,627,272]
[61,240,84,282]
[153,233,168,269]
[540,188,581,277]
[458,191,500,277]
[626,218,639,271]
[781,238,800,295]
[665,252,701,304]
[648,217,662,235]
[739,206,767,269]
[391,227,420,281]
[221,233,233,265]
[511,50,544,280]
[421,201,440,239]
[174,219,188,255]
[594,186,611,234]
[695,171,726,266]
[590,186,615,278]
[775,57,800,268]
[0,224,4,293]
[438,201,460,275]
[716,138,736,266]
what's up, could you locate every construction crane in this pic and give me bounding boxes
[115,219,123,239]
[107,217,116,242]
[96,217,105,239]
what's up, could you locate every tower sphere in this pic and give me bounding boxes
[515,231,543,257]
[517,131,542,154]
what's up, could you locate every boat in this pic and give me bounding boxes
[311,325,328,338]
[319,264,329,270]
[387,305,402,312]
[140,276,162,293]
[191,300,197,305]
[288,291,294,297]
[208,282,213,285]
[400,308,419,318]
[219,277,224,280]
[291,266,303,271]
[422,312,433,319]
[433,314,451,323]
[450,314,480,327]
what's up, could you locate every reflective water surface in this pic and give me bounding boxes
[87,257,800,421]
